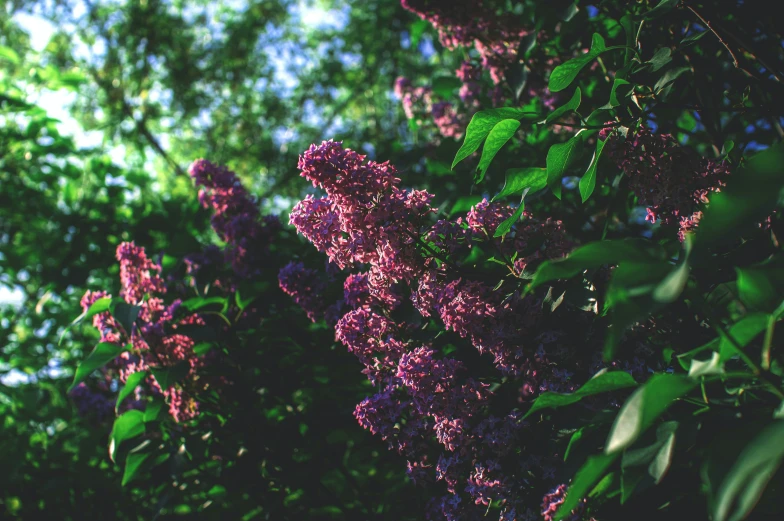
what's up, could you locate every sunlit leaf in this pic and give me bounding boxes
[605,374,696,454]
[109,410,145,462]
[69,342,128,391]
[579,137,607,202]
[549,33,606,92]
[116,371,147,412]
[476,119,521,183]
[493,167,548,200]
[544,87,582,124]
[546,132,586,199]
[452,108,535,169]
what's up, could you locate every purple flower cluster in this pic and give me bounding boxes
[189,159,279,277]
[69,382,115,423]
[78,159,281,428]
[600,126,729,239]
[287,141,599,521]
[278,261,328,322]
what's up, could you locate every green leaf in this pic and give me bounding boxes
[524,370,637,418]
[601,258,672,359]
[559,1,579,22]
[644,0,680,19]
[605,374,696,454]
[493,200,526,239]
[452,108,535,169]
[679,30,708,48]
[545,87,582,124]
[688,352,725,377]
[493,197,526,239]
[621,422,678,502]
[58,296,112,345]
[714,421,784,521]
[409,19,429,47]
[648,422,678,483]
[696,145,784,249]
[181,296,227,312]
[607,78,632,108]
[676,339,718,370]
[720,139,735,159]
[0,46,21,65]
[579,137,607,202]
[109,410,145,462]
[736,256,784,313]
[235,290,255,312]
[193,342,215,356]
[144,400,165,423]
[530,239,666,289]
[604,270,668,361]
[431,76,462,97]
[57,71,88,90]
[549,33,606,92]
[208,485,228,499]
[554,452,619,520]
[69,342,127,391]
[654,66,691,97]
[648,48,673,72]
[476,119,521,183]
[122,451,153,486]
[111,301,141,335]
[652,239,691,304]
[151,361,191,391]
[116,371,147,412]
[493,167,548,201]
[507,63,529,103]
[518,31,537,57]
[546,133,585,199]
[449,195,484,216]
[565,427,586,461]
[85,296,113,320]
[718,314,770,362]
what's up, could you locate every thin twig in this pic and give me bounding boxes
[686,5,739,68]
[711,20,783,82]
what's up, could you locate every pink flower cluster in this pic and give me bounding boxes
[189,159,279,277]
[401,0,527,85]
[541,484,591,521]
[600,126,729,240]
[290,140,435,303]
[78,243,205,423]
[287,141,596,521]
[394,76,465,140]
[397,2,563,137]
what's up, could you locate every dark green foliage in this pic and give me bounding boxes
[2,0,784,520]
